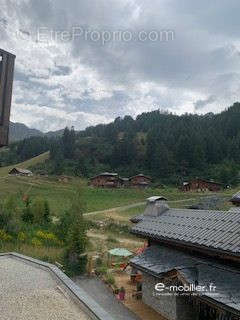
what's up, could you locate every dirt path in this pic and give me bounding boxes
[87,231,144,246]
[84,202,146,216]
[84,197,196,217]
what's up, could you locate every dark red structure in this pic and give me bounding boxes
[89,172,120,188]
[0,49,15,147]
[181,178,222,192]
[129,174,151,188]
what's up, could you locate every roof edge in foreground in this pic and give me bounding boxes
[0,252,114,320]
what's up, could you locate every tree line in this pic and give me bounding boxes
[2,102,240,186]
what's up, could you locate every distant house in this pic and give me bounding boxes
[119,177,129,188]
[129,199,240,320]
[230,191,240,206]
[181,178,222,192]
[9,167,33,176]
[89,172,120,188]
[129,174,151,188]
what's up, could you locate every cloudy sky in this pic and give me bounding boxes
[1,0,240,132]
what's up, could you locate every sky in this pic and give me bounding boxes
[1,0,240,132]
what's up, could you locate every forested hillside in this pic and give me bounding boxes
[2,102,240,186]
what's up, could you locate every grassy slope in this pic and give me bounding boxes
[0,151,50,177]
[0,151,237,217]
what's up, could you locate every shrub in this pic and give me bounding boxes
[107,236,119,243]
[32,197,51,225]
[0,211,12,230]
[105,272,115,286]
[3,196,18,215]
[0,195,18,233]
[0,229,12,241]
[63,187,89,276]
[43,200,51,223]
[95,257,103,268]
[22,205,34,223]
[36,230,61,246]
[17,232,27,242]
[56,210,73,241]
[95,265,108,276]
[31,237,42,247]
[64,214,88,275]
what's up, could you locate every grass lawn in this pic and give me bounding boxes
[0,173,238,217]
[0,151,238,217]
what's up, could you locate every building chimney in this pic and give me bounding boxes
[144,196,169,217]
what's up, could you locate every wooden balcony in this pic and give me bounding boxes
[0,48,15,147]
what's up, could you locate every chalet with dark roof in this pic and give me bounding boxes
[129,174,151,188]
[181,178,222,192]
[9,167,33,176]
[89,172,120,188]
[130,197,240,320]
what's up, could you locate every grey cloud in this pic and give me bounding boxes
[3,0,240,130]
[194,95,216,111]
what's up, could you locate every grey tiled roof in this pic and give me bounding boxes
[130,245,240,313]
[131,207,240,255]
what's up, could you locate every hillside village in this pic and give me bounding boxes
[2,4,240,319]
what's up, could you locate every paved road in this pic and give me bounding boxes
[74,276,140,320]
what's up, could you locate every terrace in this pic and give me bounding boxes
[0,253,112,320]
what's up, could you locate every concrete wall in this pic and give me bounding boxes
[141,273,197,320]
[142,273,177,320]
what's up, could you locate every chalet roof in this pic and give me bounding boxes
[131,205,240,256]
[230,191,240,203]
[9,167,32,174]
[90,172,118,179]
[183,178,222,186]
[147,196,168,202]
[130,245,240,314]
[129,174,151,180]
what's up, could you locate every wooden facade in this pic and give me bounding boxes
[90,173,120,188]
[181,178,222,192]
[0,49,16,147]
[129,174,151,188]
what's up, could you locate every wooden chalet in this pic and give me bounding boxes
[181,178,222,192]
[9,167,33,176]
[129,198,240,320]
[89,172,120,188]
[0,49,16,147]
[129,174,151,188]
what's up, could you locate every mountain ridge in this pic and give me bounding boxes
[9,122,64,142]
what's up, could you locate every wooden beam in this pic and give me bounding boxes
[0,49,16,147]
